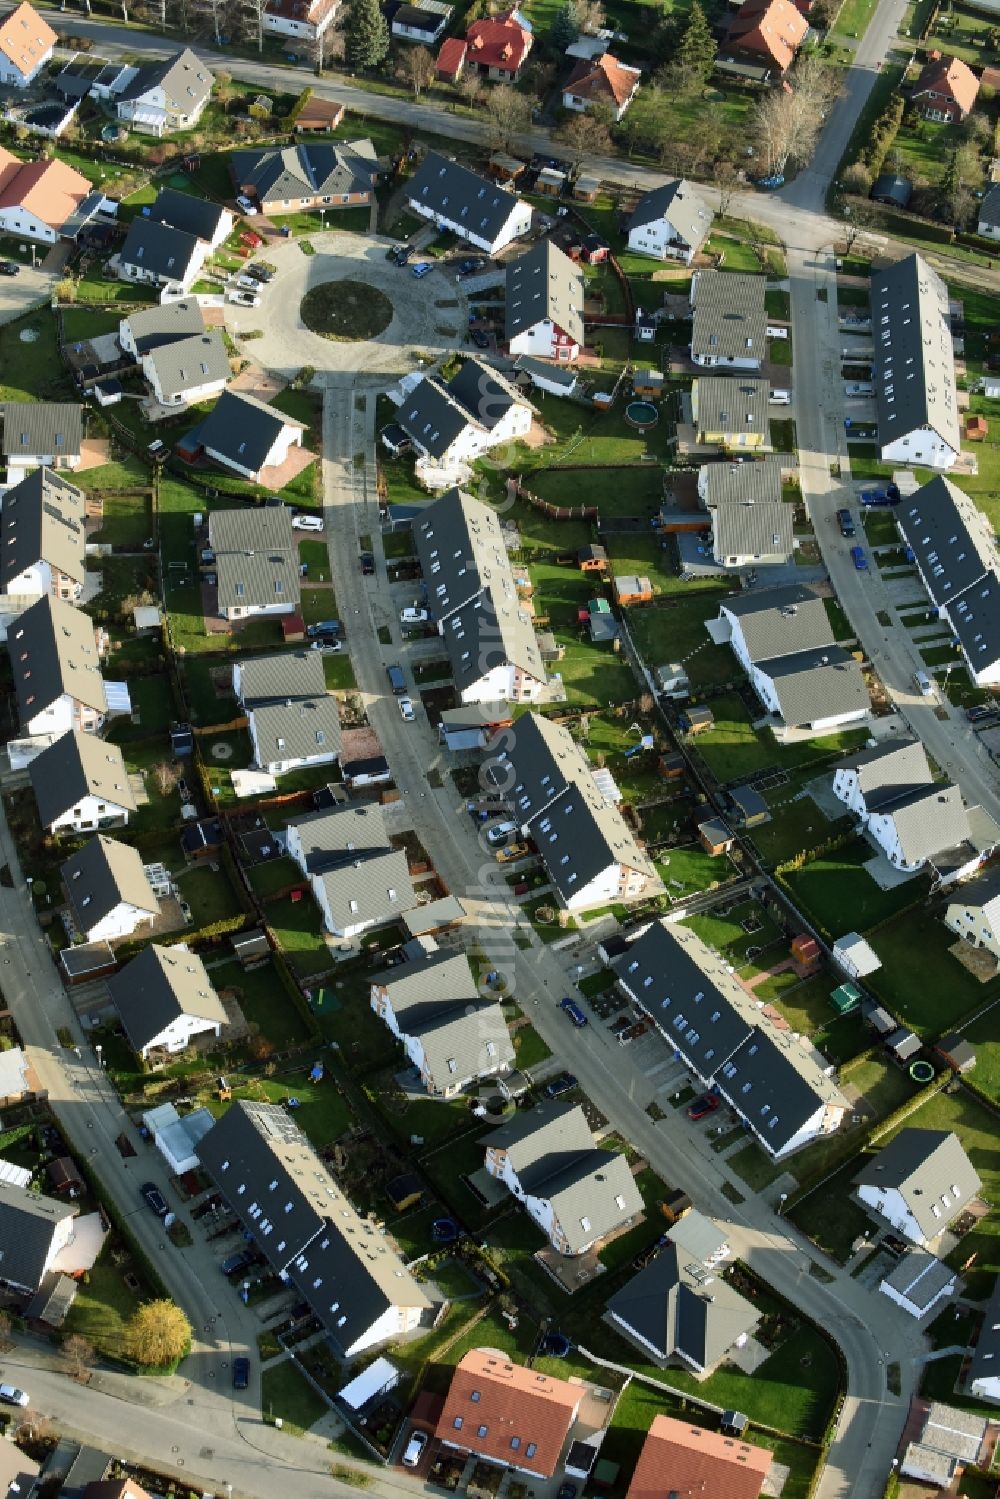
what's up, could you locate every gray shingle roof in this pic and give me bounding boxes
[883,783,970,865]
[693,376,769,437]
[896,477,998,612]
[119,218,202,282]
[701,459,783,508]
[721,584,831,663]
[118,46,212,110]
[249,696,342,766]
[287,803,413,932]
[235,650,325,706]
[107,942,226,1053]
[122,298,205,355]
[841,738,934,810]
[0,466,86,590]
[197,390,305,475]
[979,182,1000,230]
[10,595,106,724]
[855,1128,981,1241]
[881,1248,956,1310]
[608,1242,759,1366]
[948,570,1000,681]
[29,730,135,829]
[967,1277,1000,1392]
[230,141,378,204]
[0,1180,77,1293]
[399,357,528,460]
[408,151,526,244]
[146,186,229,243]
[486,712,655,901]
[505,240,584,346]
[197,1101,430,1352]
[61,834,159,933]
[145,331,229,403]
[870,253,960,457]
[412,488,545,692]
[691,272,767,363]
[709,466,792,562]
[2,402,82,462]
[207,506,300,614]
[757,645,869,727]
[946,865,1000,916]
[373,950,515,1088]
[627,178,711,250]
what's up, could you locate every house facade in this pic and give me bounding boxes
[107,943,227,1058]
[117,219,206,294]
[61,835,160,943]
[208,507,301,622]
[230,141,378,216]
[264,0,340,41]
[913,51,980,121]
[435,1350,582,1481]
[442,11,534,81]
[870,254,960,469]
[142,332,230,410]
[285,803,413,939]
[10,595,107,739]
[562,52,641,120]
[945,868,1000,963]
[0,467,86,600]
[406,151,532,254]
[190,390,306,486]
[505,240,584,362]
[0,148,93,244]
[855,1128,981,1246]
[29,730,134,835]
[690,271,767,370]
[626,179,711,264]
[116,48,213,136]
[0,1181,78,1296]
[0,2,56,87]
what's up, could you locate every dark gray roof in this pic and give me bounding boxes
[693,376,769,437]
[408,151,525,243]
[881,1248,956,1310]
[399,357,527,460]
[948,570,1000,680]
[481,1104,643,1254]
[979,182,1000,229]
[235,650,325,706]
[2,402,82,461]
[10,595,106,723]
[373,950,515,1087]
[119,218,202,281]
[145,331,230,402]
[197,390,305,475]
[61,834,158,933]
[197,1101,430,1351]
[393,4,445,28]
[757,645,869,727]
[107,942,226,1053]
[207,506,299,614]
[250,696,342,766]
[287,803,412,932]
[118,46,212,109]
[505,240,584,346]
[230,141,378,204]
[122,298,205,355]
[486,711,655,901]
[54,53,129,99]
[608,1242,758,1366]
[841,738,934,810]
[0,1180,77,1293]
[871,173,913,208]
[870,253,960,456]
[29,730,135,829]
[968,1277,1000,1393]
[691,271,767,363]
[721,584,831,663]
[855,1128,981,1241]
[412,488,545,691]
[628,178,711,249]
[882,783,970,865]
[896,477,998,612]
[146,187,229,243]
[946,866,1000,916]
[0,466,86,590]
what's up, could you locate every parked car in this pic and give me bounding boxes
[400,607,430,625]
[232,1356,250,1391]
[486,819,518,846]
[402,1430,428,1468]
[496,841,529,863]
[141,1181,168,1217]
[220,1249,256,1277]
[543,1072,577,1099]
[309,639,343,653]
[292,514,323,531]
[456,256,485,274]
[234,273,262,292]
[398,696,416,722]
[471,329,491,349]
[850,545,868,571]
[967,704,998,722]
[559,997,588,1028]
[0,261,19,277]
[359,551,375,575]
[307,620,341,638]
[687,1092,721,1121]
[0,1387,28,1408]
[836,508,855,538]
[226,289,261,307]
[393,244,415,266]
[236,195,258,215]
[247,264,273,282]
[411,262,433,278]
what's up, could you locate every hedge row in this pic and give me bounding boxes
[858,96,904,180]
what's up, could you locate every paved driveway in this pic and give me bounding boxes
[0,244,65,325]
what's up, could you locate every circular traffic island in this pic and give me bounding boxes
[300,279,394,342]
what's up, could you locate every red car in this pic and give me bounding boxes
[687,1092,721,1122]
[241,231,263,248]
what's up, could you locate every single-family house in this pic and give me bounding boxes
[229,140,378,216]
[880,1248,958,1318]
[198,1100,431,1356]
[142,1100,216,1177]
[285,802,413,938]
[438,10,533,83]
[370,950,515,1096]
[2,403,82,473]
[264,0,341,43]
[0,2,56,87]
[608,1238,758,1372]
[913,51,980,122]
[248,696,342,776]
[899,1403,987,1486]
[626,1417,771,1499]
[28,730,135,835]
[967,1279,1000,1402]
[396,359,532,478]
[562,52,641,121]
[145,187,234,249]
[10,595,107,738]
[626,179,711,265]
[435,1349,581,1480]
[207,506,301,622]
[699,459,793,569]
[60,834,159,943]
[855,1129,981,1246]
[233,649,326,707]
[0,1181,78,1296]
[482,1103,643,1255]
[613,921,848,1158]
[392,1,452,43]
[119,298,205,360]
[978,182,1000,240]
[485,712,658,911]
[721,0,808,79]
[107,943,227,1059]
[140,330,230,410]
[185,390,306,484]
[870,254,960,469]
[406,151,532,254]
[690,271,767,370]
[945,867,1000,964]
[690,376,770,449]
[117,218,206,295]
[0,467,86,600]
[412,489,546,705]
[505,240,584,362]
[53,53,136,102]
[116,48,213,137]
[0,148,95,244]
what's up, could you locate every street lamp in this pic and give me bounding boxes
[95,1044,103,1069]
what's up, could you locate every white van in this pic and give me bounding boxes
[914,670,934,697]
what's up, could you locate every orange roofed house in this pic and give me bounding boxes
[0,148,95,245]
[721,0,808,80]
[436,1349,584,1480]
[563,52,641,122]
[0,1,56,87]
[437,10,533,83]
[913,51,980,122]
[627,1416,772,1499]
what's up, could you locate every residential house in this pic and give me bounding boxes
[184,390,306,484]
[396,359,533,479]
[119,298,205,359]
[116,48,213,136]
[690,376,770,449]
[146,186,234,249]
[626,1416,771,1499]
[370,950,515,1096]
[207,507,301,621]
[880,1249,958,1318]
[912,51,980,122]
[626,179,712,265]
[978,182,1000,239]
[608,1239,758,1372]
[0,2,56,87]
[117,218,206,295]
[945,867,1000,964]
[435,1349,581,1480]
[28,730,135,835]
[197,1100,431,1356]
[895,476,1000,686]
[247,697,342,776]
[406,151,532,254]
[0,467,86,600]
[437,11,533,83]
[285,802,413,938]
[899,1403,987,1486]
[10,595,107,738]
[107,943,227,1058]
[0,1180,78,1296]
[855,1128,981,1245]
[613,921,848,1158]
[505,241,584,363]
[60,834,159,943]
[562,52,641,121]
[229,141,378,216]
[2,403,82,473]
[140,330,230,411]
[967,1279,1000,1402]
[53,53,138,102]
[412,489,546,705]
[233,649,326,707]
[718,584,870,735]
[264,0,341,43]
[721,0,808,80]
[481,1103,643,1255]
[690,271,767,369]
[699,459,793,569]
[870,253,960,469]
[142,1100,215,1177]
[392,1,452,43]
[0,147,95,243]
[484,712,658,911]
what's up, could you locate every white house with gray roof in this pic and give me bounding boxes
[117,217,206,294]
[119,298,205,359]
[60,833,159,942]
[233,650,325,707]
[406,151,532,254]
[370,949,514,1096]
[978,183,1000,239]
[870,253,960,469]
[607,1237,759,1372]
[189,390,306,486]
[945,867,1000,965]
[614,921,847,1158]
[207,506,300,621]
[626,179,711,264]
[698,460,792,569]
[967,1279,1000,1401]
[690,272,767,370]
[248,696,342,776]
[107,942,227,1058]
[485,711,658,911]
[413,488,546,705]
[505,241,584,362]
[855,1129,981,1246]
[2,402,82,474]
[28,729,135,834]
[482,1103,643,1256]
[285,803,413,938]
[116,47,213,136]
[142,330,230,411]
[0,1180,79,1296]
[9,595,108,739]
[395,358,532,484]
[0,466,86,601]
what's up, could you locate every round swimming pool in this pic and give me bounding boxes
[625,400,659,431]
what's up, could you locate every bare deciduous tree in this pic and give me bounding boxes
[556,110,614,170]
[154,761,180,797]
[482,84,530,153]
[63,1334,95,1378]
[751,52,842,175]
[399,45,436,96]
[714,159,740,218]
[456,72,483,110]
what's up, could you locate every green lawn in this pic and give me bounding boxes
[206,1070,350,1153]
[787,1159,876,1262]
[176,861,245,930]
[527,464,665,520]
[0,311,72,402]
[247,855,299,899]
[511,1022,552,1069]
[267,893,333,977]
[692,696,868,785]
[781,839,930,939]
[866,908,999,1036]
[91,490,154,549]
[262,1359,328,1434]
[525,561,637,706]
[210,958,312,1050]
[106,674,174,745]
[62,1242,155,1362]
[682,900,781,962]
[657,842,737,898]
[832,0,879,38]
[728,1142,786,1192]
[627,590,736,690]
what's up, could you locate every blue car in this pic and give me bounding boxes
[559,997,588,1028]
[756,173,785,189]
[412,263,433,279]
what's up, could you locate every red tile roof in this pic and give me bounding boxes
[435,1348,581,1478]
[436,35,468,76]
[726,0,808,72]
[0,147,90,232]
[464,10,532,73]
[0,2,55,76]
[914,51,980,115]
[627,1416,772,1499]
[564,51,640,109]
